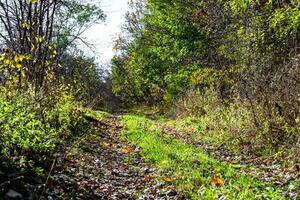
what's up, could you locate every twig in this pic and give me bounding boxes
[0,176,24,187]
[39,157,57,200]
[38,125,90,199]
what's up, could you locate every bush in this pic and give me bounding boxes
[0,88,86,172]
[170,90,300,157]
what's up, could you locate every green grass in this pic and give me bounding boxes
[165,104,255,153]
[84,109,113,121]
[165,116,235,149]
[120,114,284,199]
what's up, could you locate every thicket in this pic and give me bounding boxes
[0,0,106,196]
[111,0,300,154]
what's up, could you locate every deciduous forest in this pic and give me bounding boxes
[0,0,299,199]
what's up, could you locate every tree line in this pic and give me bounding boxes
[111,0,299,146]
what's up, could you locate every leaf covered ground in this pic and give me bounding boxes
[43,112,184,199]
[2,110,298,199]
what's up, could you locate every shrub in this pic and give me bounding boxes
[170,90,300,157]
[0,88,86,172]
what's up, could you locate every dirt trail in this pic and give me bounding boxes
[43,115,184,200]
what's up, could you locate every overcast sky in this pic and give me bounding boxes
[82,0,129,66]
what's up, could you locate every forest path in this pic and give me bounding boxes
[43,114,184,199]
[143,114,299,199]
[40,111,298,199]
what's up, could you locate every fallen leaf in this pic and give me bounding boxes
[163,177,173,182]
[210,176,224,187]
[122,146,132,154]
[144,175,154,182]
[102,142,110,148]
[248,186,253,193]
[116,124,123,129]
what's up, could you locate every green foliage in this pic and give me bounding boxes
[55,1,106,53]
[112,0,204,105]
[0,0,107,196]
[168,90,300,166]
[63,1,105,25]
[112,0,299,151]
[60,54,104,105]
[0,88,85,171]
[0,0,105,91]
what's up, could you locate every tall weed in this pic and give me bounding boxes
[170,90,300,158]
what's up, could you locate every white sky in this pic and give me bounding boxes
[82,0,129,66]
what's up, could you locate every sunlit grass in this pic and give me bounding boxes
[121,114,283,199]
[84,109,113,121]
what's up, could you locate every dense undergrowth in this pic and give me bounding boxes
[121,114,285,199]
[130,90,299,170]
[168,91,300,162]
[0,0,109,197]
[0,88,88,197]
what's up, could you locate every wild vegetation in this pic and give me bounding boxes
[112,0,299,173]
[121,114,286,199]
[0,0,109,198]
[110,0,299,198]
[0,0,299,199]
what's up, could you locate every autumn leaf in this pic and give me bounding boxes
[122,146,132,154]
[144,175,154,182]
[210,176,224,187]
[102,142,111,148]
[248,186,253,193]
[163,177,173,182]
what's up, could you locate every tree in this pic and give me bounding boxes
[112,0,205,105]
[111,0,300,140]
[0,0,105,91]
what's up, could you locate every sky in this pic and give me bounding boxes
[82,0,129,66]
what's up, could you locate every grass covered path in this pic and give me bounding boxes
[38,110,292,199]
[120,113,286,200]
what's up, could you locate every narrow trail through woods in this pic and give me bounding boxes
[43,115,184,199]
[37,112,298,199]
[147,116,299,199]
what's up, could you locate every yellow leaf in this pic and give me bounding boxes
[122,146,132,154]
[37,36,43,43]
[14,56,19,62]
[210,176,224,187]
[19,55,26,62]
[4,59,10,66]
[163,177,173,182]
[21,21,29,29]
[16,64,22,69]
